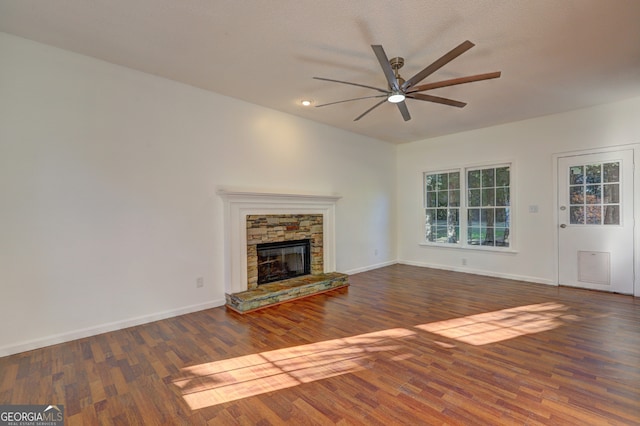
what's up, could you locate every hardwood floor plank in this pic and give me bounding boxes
[1,264,639,425]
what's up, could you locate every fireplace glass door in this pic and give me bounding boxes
[257,239,311,284]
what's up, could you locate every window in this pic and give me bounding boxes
[568,162,620,225]
[424,171,460,243]
[467,166,510,246]
[424,164,511,249]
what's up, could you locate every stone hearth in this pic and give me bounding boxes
[225,272,349,313]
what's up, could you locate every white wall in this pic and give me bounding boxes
[397,97,640,295]
[0,33,397,356]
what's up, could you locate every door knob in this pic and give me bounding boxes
[560,224,567,228]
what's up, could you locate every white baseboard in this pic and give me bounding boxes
[398,260,556,286]
[342,260,398,275]
[0,298,226,357]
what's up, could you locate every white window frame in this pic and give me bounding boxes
[421,161,515,252]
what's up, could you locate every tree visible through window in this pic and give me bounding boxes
[423,164,511,248]
[424,171,460,243]
[467,166,510,247]
[569,162,620,225]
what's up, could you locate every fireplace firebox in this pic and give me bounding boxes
[257,239,311,285]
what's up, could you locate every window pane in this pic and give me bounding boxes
[482,169,495,187]
[435,227,448,242]
[448,209,459,226]
[495,228,509,247]
[585,185,601,204]
[437,173,448,190]
[570,186,584,204]
[482,227,495,246]
[426,191,436,207]
[448,172,460,189]
[447,209,459,243]
[482,188,495,206]
[425,174,436,191]
[468,170,481,188]
[586,205,601,224]
[436,208,447,222]
[496,188,510,206]
[425,209,435,226]
[496,167,509,187]
[603,205,620,225]
[585,164,601,183]
[449,190,460,207]
[570,166,584,184]
[426,225,435,242]
[570,206,584,224]
[468,209,480,227]
[467,227,481,245]
[495,208,509,227]
[603,184,619,203]
[481,208,494,227]
[437,191,448,207]
[603,162,619,183]
[468,189,481,207]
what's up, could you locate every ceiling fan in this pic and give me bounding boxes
[313,40,501,121]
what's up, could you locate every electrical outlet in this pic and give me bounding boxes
[461,258,467,266]
[374,249,379,256]
[196,277,204,288]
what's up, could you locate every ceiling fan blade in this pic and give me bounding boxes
[315,94,387,108]
[313,77,388,93]
[408,93,467,108]
[354,98,387,121]
[408,71,501,93]
[371,45,400,91]
[397,101,411,121]
[402,40,475,91]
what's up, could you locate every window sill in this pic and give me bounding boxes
[418,242,518,254]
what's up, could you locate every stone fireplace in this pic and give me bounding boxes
[247,214,323,289]
[218,190,341,294]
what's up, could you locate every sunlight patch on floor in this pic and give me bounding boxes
[415,302,572,345]
[176,302,578,409]
[175,328,416,409]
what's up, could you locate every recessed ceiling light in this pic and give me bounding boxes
[301,100,312,106]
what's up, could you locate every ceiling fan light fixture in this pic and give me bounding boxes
[387,91,405,103]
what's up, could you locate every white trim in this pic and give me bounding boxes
[218,190,341,294]
[398,260,556,286]
[0,299,225,357]
[343,260,397,275]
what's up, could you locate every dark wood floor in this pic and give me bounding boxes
[1,264,639,425]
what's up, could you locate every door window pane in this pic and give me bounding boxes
[603,184,619,203]
[570,206,584,224]
[603,206,620,224]
[570,166,584,184]
[567,161,620,225]
[585,164,601,183]
[570,186,584,204]
[603,162,619,182]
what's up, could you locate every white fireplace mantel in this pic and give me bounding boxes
[218,190,341,293]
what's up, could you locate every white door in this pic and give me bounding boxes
[558,149,634,294]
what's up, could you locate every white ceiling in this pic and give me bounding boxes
[2,0,640,144]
